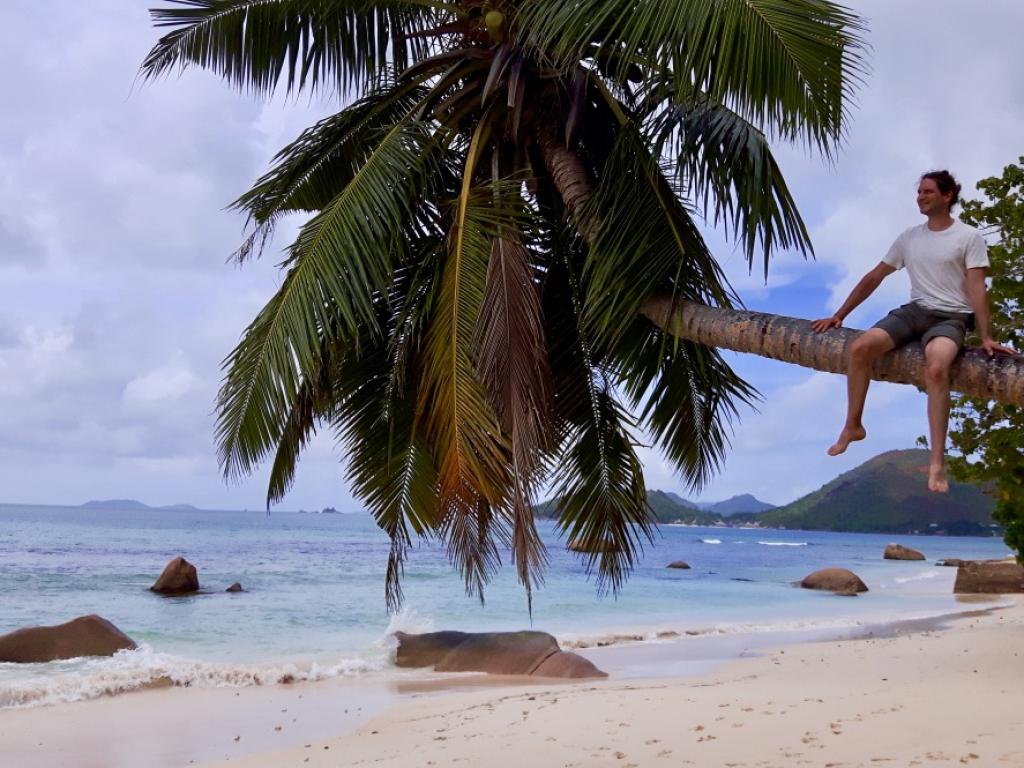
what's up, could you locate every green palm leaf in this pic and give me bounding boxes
[518,0,867,149]
[265,346,337,506]
[418,180,519,598]
[649,97,813,275]
[581,121,735,349]
[232,78,431,261]
[216,121,440,483]
[142,0,445,96]
[541,242,653,594]
[616,319,757,490]
[553,383,652,595]
[338,236,446,610]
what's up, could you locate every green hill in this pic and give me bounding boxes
[699,493,775,515]
[735,449,997,535]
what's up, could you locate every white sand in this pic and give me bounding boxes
[4,598,1023,768]
[210,597,1024,768]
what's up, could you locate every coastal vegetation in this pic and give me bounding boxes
[142,0,867,607]
[738,449,998,536]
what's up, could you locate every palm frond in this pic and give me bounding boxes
[517,0,868,150]
[417,144,520,600]
[216,122,440,482]
[142,0,445,97]
[581,121,735,349]
[337,243,445,611]
[265,353,334,507]
[338,338,441,611]
[615,319,758,491]
[649,97,812,275]
[540,240,653,594]
[553,383,652,595]
[232,78,430,261]
[475,229,553,605]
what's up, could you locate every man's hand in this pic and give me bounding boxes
[980,337,1019,357]
[811,315,843,333]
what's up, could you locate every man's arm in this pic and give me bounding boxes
[964,267,1018,356]
[811,262,897,332]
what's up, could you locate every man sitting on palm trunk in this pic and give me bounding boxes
[812,170,1017,493]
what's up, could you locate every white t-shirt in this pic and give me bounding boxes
[882,219,989,313]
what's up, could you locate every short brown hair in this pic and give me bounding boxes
[920,169,961,209]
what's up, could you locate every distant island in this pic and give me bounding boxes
[80,499,199,511]
[536,449,1000,537]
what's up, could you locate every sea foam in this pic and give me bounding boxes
[0,644,390,709]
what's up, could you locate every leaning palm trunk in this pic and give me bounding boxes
[642,296,1024,406]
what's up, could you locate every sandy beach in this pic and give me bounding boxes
[2,596,1020,768]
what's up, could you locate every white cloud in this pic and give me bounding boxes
[122,355,196,409]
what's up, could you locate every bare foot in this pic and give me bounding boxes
[827,426,866,456]
[928,463,949,493]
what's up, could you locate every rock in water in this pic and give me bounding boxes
[936,558,966,567]
[0,615,136,663]
[394,630,606,678]
[225,582,244,593]
[884,543,926,561]
[954,560,1024,593]
[800,568,868,594]
[666,561,691,569]
[150,556,199,594]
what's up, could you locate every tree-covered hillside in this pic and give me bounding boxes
[731,450,997,536]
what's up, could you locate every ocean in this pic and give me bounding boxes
[0,502,1012,708]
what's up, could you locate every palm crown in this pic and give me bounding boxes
[143,0,867,609]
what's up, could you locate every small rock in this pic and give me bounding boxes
[666,561,691,569]
[799,568,868,594]
[884,544,925,561]
[225,582,244,593]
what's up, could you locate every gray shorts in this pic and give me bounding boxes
[872,302,975,349]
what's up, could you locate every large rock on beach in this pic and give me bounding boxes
[884,543,926,561]
[0,615,136,663]
[667,561,691,569]
[394,630,606,678]
[800,568,868,594]
[954,560,1024,594]
[150,556,199,594]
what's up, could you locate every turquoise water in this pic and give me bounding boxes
[0,503,1012,707]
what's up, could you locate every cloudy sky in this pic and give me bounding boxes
[1,1,1022,511]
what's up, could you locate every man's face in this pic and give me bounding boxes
[917,178,952,216]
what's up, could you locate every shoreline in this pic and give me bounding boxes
[1,595,1018,767]
[215,595,1024,768]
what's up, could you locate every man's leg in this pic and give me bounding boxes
[828,328,896,456]
[923,336,960,493]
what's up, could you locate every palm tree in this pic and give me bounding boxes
[142,0,868,609]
